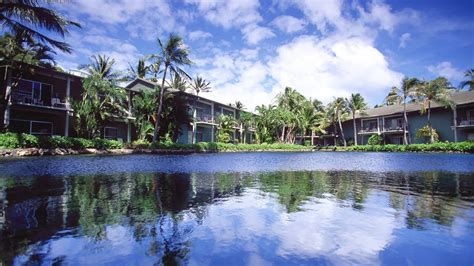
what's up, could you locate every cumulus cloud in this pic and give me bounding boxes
[189,30,212,41]
[427,61,464,81]
[268,35,403,104]
[241,24,275,45]
[271,15,307,33]
[185,0,262,28]
[399,33,411,48]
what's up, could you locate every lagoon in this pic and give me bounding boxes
[0,152,473,265]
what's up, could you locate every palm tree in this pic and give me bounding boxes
[234,101,244,110]
[80,55,121,81]
[189,75,210,143]
[125,58,149,81]
[460,69,474,91]
[415,77,454,143]
[327,97,348,146]
[391,77,419,144]
[168,74,188,92]
[190,76,211,96]
[346,93,367,145]
[0,0,80,53]
[384,86,402,105]
[151,34,192,142]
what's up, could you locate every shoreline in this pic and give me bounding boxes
[1,146,472,158]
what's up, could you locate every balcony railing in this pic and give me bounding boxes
[12,92,70,109]
[359,127,379,133]
[195,113,214,123]
[383,125,404,131]
[458,119,474,126]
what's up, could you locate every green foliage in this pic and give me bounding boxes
[92,138,123,150]
[0,132,20,148]
[130,139,151,149]
[416,125,439,143]
[346,141,474,153]
[216,114,236,143]
[367,134,384,145]
[0,133,121,150]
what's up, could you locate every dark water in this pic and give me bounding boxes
[0,152,473,265]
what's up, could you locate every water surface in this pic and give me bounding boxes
[0,152,473,265]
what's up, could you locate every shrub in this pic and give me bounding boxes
[44,136,74,149]
[69,138,94,149]
[92,138,123,150]
[130,139,151,149]
[19,133,39,148]
[416,125,439,143]
[0,132,20,148]
[367,134,384,145]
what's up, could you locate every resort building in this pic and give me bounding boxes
[1,66,254,144]
[322,90,474,145]
[126,78,255,144]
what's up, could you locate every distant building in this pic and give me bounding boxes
[1,66,254,144]
[320,90,474,146]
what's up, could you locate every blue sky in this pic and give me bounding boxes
[54,0,474,109]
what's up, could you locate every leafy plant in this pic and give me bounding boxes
[416,125,439,143]
[367,134,384,145]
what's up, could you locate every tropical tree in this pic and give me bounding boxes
[80,55,121,81]
[125,58,149,81]
[168,74,188,92]
[384,86,402,105]
[160,91,192,142]
[415,77,454,143]
[238,111,254,143]
[132,89,158,141]
[326,97,349,146]
[233,101,244,110]
[460,69,474,91]
[72,76,129,138]
[216,114,236,143]
[188,75,210,143]
[150,34,192,142]
[346,93,367,145]
[0,0,80,53]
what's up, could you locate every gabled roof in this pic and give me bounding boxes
[356,90,474,119]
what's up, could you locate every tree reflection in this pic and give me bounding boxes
[0,170,472,264]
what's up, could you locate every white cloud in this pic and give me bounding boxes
[399,33,411,48]
[189,30,212,41]
[268,35,403,104]
[427,61,464,81]
[185,0,262,29]
[241,24,275,45]
[271,15,307,33]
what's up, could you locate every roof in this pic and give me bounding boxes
[125,78,244,111]
[356,90,474,119]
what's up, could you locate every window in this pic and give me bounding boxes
[31,121,52,135]
[104,127,118,140]
[13,79,53,106]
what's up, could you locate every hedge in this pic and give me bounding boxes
[345,141,474,153]
[0,133,122,150]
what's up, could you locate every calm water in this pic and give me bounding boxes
[0,152,473,265]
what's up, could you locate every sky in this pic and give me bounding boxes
[53,0,474,110]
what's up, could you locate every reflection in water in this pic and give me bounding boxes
[0,170,473,265]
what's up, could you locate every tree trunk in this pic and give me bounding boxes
[153,65,168,142]
[281,125,286,143]
[352,112,357,145]
[428,100,434,143]
[403,98,409,145]
[338,115,346,147]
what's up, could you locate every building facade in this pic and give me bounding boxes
[1,66,254,144]
[332,91,474,145]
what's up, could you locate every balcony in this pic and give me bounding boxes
[457,118,474,127]
[12,91,70,110]
[195,113,214,123]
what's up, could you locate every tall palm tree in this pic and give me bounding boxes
[0,0,80,53]
[384,86,402,105]
[151,34,192,142]
[80,55,121,81]
[327,97,348,146]
[346,93,367,145]
[460,69,474,91]
[189,75,210,143]
[396,77,419,144]
[234,101,244,110]
[415,77,454,143]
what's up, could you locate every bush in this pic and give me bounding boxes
[367,134,384,145]
[69,138,94,149]
[416,125,439,143]
[130,139,151,149]
[0,132,20,148]
[19,133,39,148]
[92,138,123,150]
